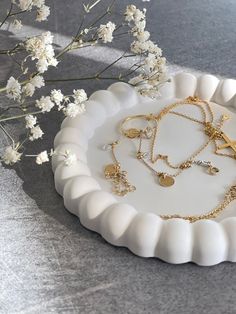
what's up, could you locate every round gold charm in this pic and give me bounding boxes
[124,128,141,139]
[159,174,175,187]
[104,164,120,178]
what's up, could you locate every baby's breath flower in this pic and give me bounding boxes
[18,0,33,11]
[63,102,85,118]
[12,19,23,30]
[73,89,87,104]
[29,125,44,141]
[51,89,64,105]
[35,95,54,112]
[2,145,22,165]
[98,21,116,43]
[30,75,45,88]
[25,31,57,73]
[124,5,137,22]
[32,0,45,8]
[36,150,49,164]
[36,5,50,22]
[25,114,37,129]
[22,82,35,97]
[6,77,21,100]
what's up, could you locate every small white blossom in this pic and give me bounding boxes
[32,0,45,8]
[36,150,49,164]
[124,5,146,23]
[135,29,150,42]
[98,21,116,43]
[63,102,85,118]
[35,95,54,112]
[22,82,35,97]
[18,0,33,11]
[30,75,45,88]
[51,89,64,106]
[36,5,50,22]
[25,114,37,129]
[64,150,77,166]
[41,31,53,44]
[124,5,137,22]
[29,125,44,141]
[12,19,22,30]
[25,32,57,73]
[73,89,87,104]
[6,77,21,100]
[2,145,22,165]
[36,58,48,73]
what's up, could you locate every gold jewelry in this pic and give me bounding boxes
[103,138,236,222]
[103,141,136,196]
[125,96,222,186]
[101,96,236,222]
[160,185,236,223]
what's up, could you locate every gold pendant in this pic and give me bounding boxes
[124,128,141,139]
[159,173,175,187]
[104,163,120,178]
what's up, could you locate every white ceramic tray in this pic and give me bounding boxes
[52,72,236,266]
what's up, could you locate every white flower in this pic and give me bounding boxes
[2,145,22,165]
[130,40,148,54]
[36,58,48,73]
[124,5,146,23]
[25,32,57,73]
[134,8,146,23]
[35,95,54,112]
[41,31,53,44]
[36,5,50,22]
[32,0,45,8]
[25,114,37,129]
[6,76,21,100]
[124,5,137,22]
[73,89,87,104]
[64,150,77,166]
[22,82,35,97]
[36,150,49,164]
[98,21,116,43]
[18,0,33,11]
[29,125,44,141]
[134,29,150,42]
[51,89,64,105]
[63,102,85,118]
[30,75,45,88]
[12,19,22,30]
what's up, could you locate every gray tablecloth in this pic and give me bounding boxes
[1,0,236,313]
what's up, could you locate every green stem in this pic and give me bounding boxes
[0,110,43,123]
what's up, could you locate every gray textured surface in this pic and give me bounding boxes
[0,1,236,313]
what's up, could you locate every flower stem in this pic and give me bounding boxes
[0,111,43,123]
[0,3,13,28]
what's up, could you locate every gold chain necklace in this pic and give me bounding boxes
[103,139,236,222]
[121,97,224,187]
[102,96,236,222]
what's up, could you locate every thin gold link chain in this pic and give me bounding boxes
[146,97,217,177]
[103,96,236,222]
[160,184,236,223]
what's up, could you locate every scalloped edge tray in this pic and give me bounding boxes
[52,72,236,266]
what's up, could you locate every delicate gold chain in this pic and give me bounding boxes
[137,97,220,182]
[103,141,136,196]
[160,185,236,223]
[102,96,236,222]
